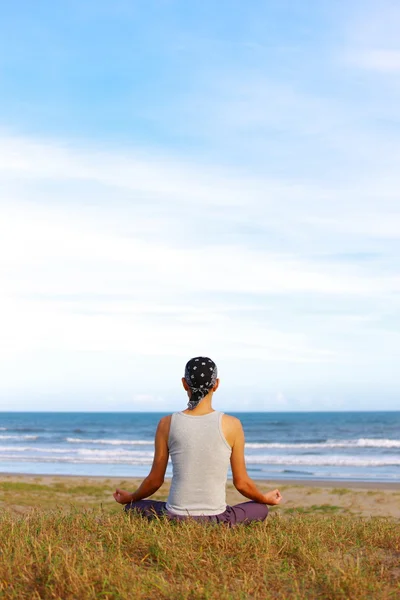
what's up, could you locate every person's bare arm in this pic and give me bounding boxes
[230,418,282,505]
[114,416,170,504]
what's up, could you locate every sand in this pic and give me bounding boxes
[1,473,399,518]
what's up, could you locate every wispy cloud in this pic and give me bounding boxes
[342,1,400,73]
[0,133,398,405]
[350,49,400,72]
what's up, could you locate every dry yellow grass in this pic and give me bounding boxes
[1,507,399,599]
[1,477,399,599]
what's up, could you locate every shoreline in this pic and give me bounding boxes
[1,472,399,518]
[1,471,399,490]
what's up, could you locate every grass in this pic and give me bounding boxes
[331,488,352,496]
[0,480,153,512]
[0,508,399,599]
[284,504,342,515]
[1,480,399,598]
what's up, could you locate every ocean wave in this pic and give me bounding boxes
[0,454,155,465]
[64,437,400,449]
[0,445,153,458]
[66,438,154,446]
[0,454,399,467]
[0,446,78,453]
[247,455,400,467]
[0,434,38,441]
[77,448,153,458]
[353,438,400,448]
[246,438,400,449]
[1,446,400,468]
[2,436,398,449]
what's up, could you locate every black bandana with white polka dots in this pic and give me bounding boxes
[184,357,218,410]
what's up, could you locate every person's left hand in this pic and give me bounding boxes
[113,488,133,504]
[263,489,283,505]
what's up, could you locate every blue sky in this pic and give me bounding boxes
[0,0,399,411]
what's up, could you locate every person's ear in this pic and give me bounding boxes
[182,377,190,391]
[212,378,220,392]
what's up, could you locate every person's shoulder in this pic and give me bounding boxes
[221,413,243,448]
[156,415,172,440]
[158,414,173,428]
[221,413,243,429]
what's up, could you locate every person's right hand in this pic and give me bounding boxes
[113,488,133,504]
[263,489,283,505]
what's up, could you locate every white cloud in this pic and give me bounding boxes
[0,134,248,208]
[304,214,400,240]
[342,2,400,74]
[0,138,397,311]
[350,49,400,72]
[0,132,399,407]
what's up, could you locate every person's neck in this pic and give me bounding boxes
[182,393,214,415]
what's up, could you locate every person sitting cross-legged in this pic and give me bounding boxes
[113,356,282,525]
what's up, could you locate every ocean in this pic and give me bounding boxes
[0,411,399,482]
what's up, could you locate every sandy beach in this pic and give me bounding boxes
[1,473,399,518]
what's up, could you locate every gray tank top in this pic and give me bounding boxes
[166,411,232,516]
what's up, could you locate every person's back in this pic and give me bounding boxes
[166,410,231,515]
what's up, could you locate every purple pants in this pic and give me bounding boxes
[124,500,268,526]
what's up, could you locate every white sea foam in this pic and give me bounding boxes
[66,438,154,445]
[0,454,154,465]
[0,445,153,458]
[1,446,399,467]
[246,455,400,467]
[76,448,153,458]
[354,438,400,448]
[65,437,400,449]
[0,446,74,453]
[246,438,400,449]
[0,446,30,452]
